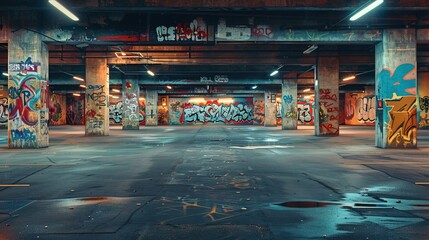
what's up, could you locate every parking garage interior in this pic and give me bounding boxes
[1,1,429,239]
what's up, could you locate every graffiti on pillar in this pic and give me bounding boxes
[253,99,265,125]
[276,97,314,125]
[0,95,8,127]
[87,85,106,106]
[139,100,146,126]
[169,97,254,125]
[297,100,314,125]
[319,88,339,134]
[66,95,85,125]
[8,73,41,127]
[419,96,429,128]
[86,85,107,133]
[49,93,66,125]
[345,93,375,125]
[385,96,417,147]
[155,18,208,42]
[7,71,43,147]
[9,57,40,74]
[379,63,417,147]
[123,91,139,128]
[109,101,123,124]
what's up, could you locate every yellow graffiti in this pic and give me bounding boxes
[385,96,417,148]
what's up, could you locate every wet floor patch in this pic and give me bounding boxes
[276,201,339,208]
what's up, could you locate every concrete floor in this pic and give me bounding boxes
[0,125,429,240]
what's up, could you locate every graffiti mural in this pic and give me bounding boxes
[155,17,208,42]
[379,63,417,148]
[345,93,375,126]
[276,97,314,125]
[419,96,429,128]
[66,95,85,125]
[253,97,264,125]
[216,17,381,42]
[0,89,7,128]
[49,93,66,125]
[169,97,254,125]
[158,105,169,125]
[7,70,45,147]
[122,81,140,129]
[318,89,339,134]
[385,96,417,147]
[108,100,145,126]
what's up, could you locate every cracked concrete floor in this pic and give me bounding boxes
[0,125,429,240]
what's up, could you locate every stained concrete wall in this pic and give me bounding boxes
[264,92,277,127]
[281,79,298,130]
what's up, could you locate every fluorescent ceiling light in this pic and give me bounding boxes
[303,45,318,54]
[147,70,155,76]
[2,72,8,77]
[109,95,119,99]
[72,93,81,96]
[166,85,172,89]
[303,88,311,92]
[343,75,356,81]
[350,0,384,21]
[79,84,86,88]
[270,70,279,77]
[112,89,120,93]
[73,76,84,81]
[252,85,257,89]
[48,0,79,21]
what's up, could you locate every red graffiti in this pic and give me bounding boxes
[8,75,40,126]
[252,27,273,38]
[86,109,96,119]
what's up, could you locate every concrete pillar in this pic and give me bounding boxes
[418,72,429,129]
[314,57,339,136]
[375,29,417,148]
[145,89,158,126]
[281,79,298,130]
[85,58,109,136]
[8,14,49,148]
[122,80,139,130]
[264,91,276,127]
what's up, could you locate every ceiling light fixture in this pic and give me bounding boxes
[109,95,119,99]
[270,65,284,77]
[73,76,85,81]
[2,72,8,77]
[72,93,81,97]
[303,88,311,92]
[79,84,86,88]
[343,75,356,81]
[48,0,79,21]
[350,0,384,21]
[166,85,172,89]
[303,45,318,54]
[147,70,155,76]
[112,89,120,93]
[252,85,257,89]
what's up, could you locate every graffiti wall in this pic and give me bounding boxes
[49,93,66,125]
[66,94,85,125]
[122,81,140,129]
[276,97,314,125]
[0,87,7,128]
[108,99,145,126]
[153,17,208,42]
[253,94,264,125]
[344,93,376,126]
[318,88,339,135]
[8,72,44,147]
[379,63,417,148]
[418,72,429,129]
[158,96,169,125]
[169,97,254,125]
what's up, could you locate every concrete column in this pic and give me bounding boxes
[375,29,417,148]
[8,14,49,148]
[314,57,339,136]
[264,91,276,127]
[418,72,429,129]
[85,58,109,136]
[281,79,298,130]
[122,80,139,130]
[145,89,158,126]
